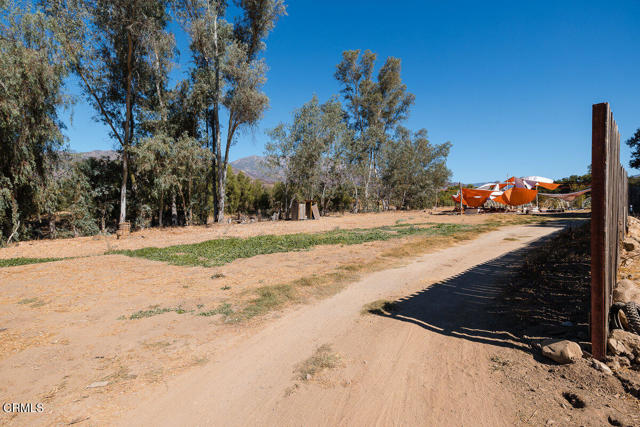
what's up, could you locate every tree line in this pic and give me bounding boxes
[0,0,452,244]
[265,50,452,215]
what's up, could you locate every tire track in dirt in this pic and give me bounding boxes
[115,222,567,426]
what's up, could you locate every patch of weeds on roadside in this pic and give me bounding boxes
[503,237,519,241]
[1,257,63,268]
[239,284,297,320]
[361,299,397,316]
[220,285,231,290]
[127,305,189,320]
[489,355,510,371]
[17,297,46,308]
[199,303,234,317]
[109,223,469,268]
[211,273,225,279]
[295,344,340,381]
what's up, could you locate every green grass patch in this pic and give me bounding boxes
[239,284,297,320]
[111,223,475,267]
[198,303,234,317]
[127,305,189,320]
[0,257,63,268]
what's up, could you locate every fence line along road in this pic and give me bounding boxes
[591,102,628,361]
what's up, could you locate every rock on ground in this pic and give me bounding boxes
[608,329,640,361]
[541,339,582,364]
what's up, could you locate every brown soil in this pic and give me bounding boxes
[4,211,630,426]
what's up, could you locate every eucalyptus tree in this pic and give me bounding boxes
[0,1,69,243]
[381,127,451,209]
[335,50,415,210]
[177,0,285,222]
[265,95,351,213]
[47,0,174,226]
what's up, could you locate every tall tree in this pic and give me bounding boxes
[381,127,451,209]
[0,1,68,243]
[335,50,414,210]
[48,0,173,225]
[265,95,350,213]
[626,128,640,169]
[178,0,285,222]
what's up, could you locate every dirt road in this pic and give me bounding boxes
[115,222,566,426]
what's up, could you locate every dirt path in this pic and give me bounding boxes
[114,222,566,426]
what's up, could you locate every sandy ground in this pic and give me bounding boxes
[112,223,569,427]
[0,217,572,426]
[0,209,491,259]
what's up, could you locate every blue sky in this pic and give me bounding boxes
[62,0,640,183]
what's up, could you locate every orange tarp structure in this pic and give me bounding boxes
[536,182,560,190]
[502,187,538,206]
[452,188,493,208]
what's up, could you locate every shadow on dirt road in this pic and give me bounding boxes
[376,222,589,357]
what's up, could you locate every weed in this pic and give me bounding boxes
[221,285,231,290]
[489,355,510,371]
[17,297,45,308]
[110,223,472,267]
[239,284,297,320]
[361,299,397,315]
[199,303,234,317]
[295,344,340,380]
[127,306,188,320]
[211,273,225,279]
[1,257,63,268]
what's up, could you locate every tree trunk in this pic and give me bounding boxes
[179,187,188,226]
[171,191,178,226]
[158,190,164,227]
[216,163,226,223]
[119,150,128,224]
[49,217,56,239]
[120,31,134,225]
[211,7,224,223]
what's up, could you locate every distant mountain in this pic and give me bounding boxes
[230,155,283,184]
[72,151,282,184]
[71,150,119,161]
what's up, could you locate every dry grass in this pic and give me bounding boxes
[361,299,397,315]
[295,344,340,381]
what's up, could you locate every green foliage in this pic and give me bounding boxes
[0,257,63,268]
[113,223,472,267]
[381,127,451,209]
[265,50,452,215]
[0,1,69,243]
[178,0,286,222]
[626,128,640,170]
[127,305,188,320]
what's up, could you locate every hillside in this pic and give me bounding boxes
[230,155,282,184]
[71,151,281,184]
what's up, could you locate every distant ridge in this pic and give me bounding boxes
[230,155,283,184]
[71,151,282,184]
[71,150,120,161]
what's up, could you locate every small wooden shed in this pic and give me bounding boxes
[290,199,320,220]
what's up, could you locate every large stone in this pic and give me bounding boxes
[609,329,640,359]
[613,280,640,305]
[541,339,583,364]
